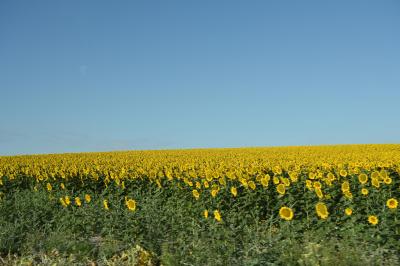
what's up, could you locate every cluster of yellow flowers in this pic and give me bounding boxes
[279,197,398,225]
[59,194,92,207]
[0,144,399,224]
[58,194,137,212]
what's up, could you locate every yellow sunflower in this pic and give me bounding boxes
[276,184,286,195]
[195,181,201,189]
[341,181,350,193]
[306,180,313,190]
[371,178,380,188]
[358,174,368,184]
[125,198,137,211]
[260,177,269,187]
[384,177,392,185]
[368,215,378,225]
[64,196,71,206]
[85,194,91,203]
[75,197,82,207]
[371,171,380,179]
[313,181,322,189]
[213,210,222,222]
[192,189,200,200]
[279,206,294,221]
[230,186,238,197]
[248,181,256,190]
[103,199,109,210]
[387,198,398,209]
[315,188,323,199]
[315,202,329,219]
[339,169,348,177]
[59,197,67,208]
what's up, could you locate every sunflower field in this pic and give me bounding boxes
[1,144,400,265]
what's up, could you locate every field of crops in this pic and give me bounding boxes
[1,144,400,265]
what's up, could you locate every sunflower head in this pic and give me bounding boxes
[313,181,322,189]
[339,169,348,177]
[75,197,82,207]
[85,194,91,203]
[276,184,286,195]
[279,206,294,221]
[315,202,329,219]
[315,188,323,199]
[371,178,380,188]
[64,196,71,205]
[192,189,200,200]
[125,198,137,211]
[358,174,368,184]
[361,188,369,196]
[103,199,109,210]
[341,181,350,193]
[345,208,353,216]
[248,181,256,190]
[368,215,378,225]
[387,198,398,209]
[59,197,67,208]
[371,171,380,179]
[384,177,392,185]
[213,210,222,222]
[230,186,238,197]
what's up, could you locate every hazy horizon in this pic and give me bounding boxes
[1,143,399,157]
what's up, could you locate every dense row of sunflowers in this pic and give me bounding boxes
[0,144,399,226]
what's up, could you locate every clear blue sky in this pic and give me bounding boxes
[1,0,399,155]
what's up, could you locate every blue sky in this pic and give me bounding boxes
[1,0,399,155]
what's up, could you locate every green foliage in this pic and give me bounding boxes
[1,187,399,265]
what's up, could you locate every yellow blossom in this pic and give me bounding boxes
[345,208,352,216]
[230,186,237,197]
[276,184,286,195]
[213,210,222,222]
[125,198,137,211]
[75,197,82,207]
[192,189,200,200]
[387,198,398,209]
[103,199,109,210]
[85,194,91,203]
[360,188,368,196]
[279,206,294,221]
[315,202,329,219]
[368,215,378,225]
[358,174,368,184]
[59,197,67,207]
[64,196,71,206]
[248,180,256,190]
